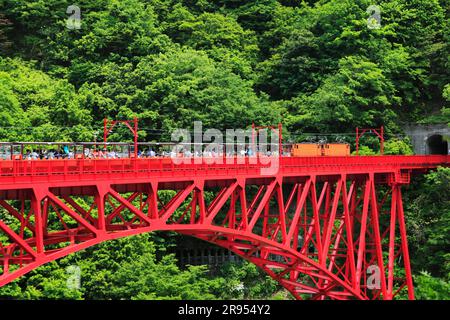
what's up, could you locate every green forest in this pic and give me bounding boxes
[0,0,449,299]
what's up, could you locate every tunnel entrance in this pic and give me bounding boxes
[427,134,448,155]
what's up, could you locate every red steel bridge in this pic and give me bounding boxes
[0,154,448,300]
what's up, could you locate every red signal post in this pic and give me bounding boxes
[251,123,283,155]
[356,127,384,155]
[104,117,139,157]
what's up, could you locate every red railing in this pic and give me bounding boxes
[0,155,447,179]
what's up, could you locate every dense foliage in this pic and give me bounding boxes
[0,0,449,299]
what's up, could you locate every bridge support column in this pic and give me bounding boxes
[395,186,415,300]
[95,185,108,232]
[32,187,46,255]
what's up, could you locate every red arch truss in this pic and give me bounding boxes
[0,156,448,299]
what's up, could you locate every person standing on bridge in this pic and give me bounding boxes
[31,150,39,160]
[147,148,156,157]
[25,149,31,160]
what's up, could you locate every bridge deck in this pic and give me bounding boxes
[0,154,448,299]
[0,155,447,187]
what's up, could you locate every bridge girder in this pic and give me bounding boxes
[0,155,448,299]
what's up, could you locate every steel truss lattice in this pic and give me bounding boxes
[0,155,448,299]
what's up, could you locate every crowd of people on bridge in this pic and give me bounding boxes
[4,146,285,161]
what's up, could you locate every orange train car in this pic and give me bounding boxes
[291,143,322,157]
[291,143,350,157]
[323,143,350,156]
